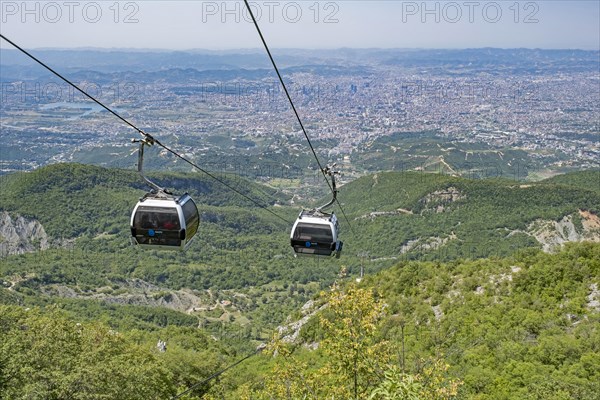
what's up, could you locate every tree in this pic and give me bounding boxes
[246,283,392,399]
[0,305,176,399]
[320,283,392,399]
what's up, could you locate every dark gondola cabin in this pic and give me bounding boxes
[130,193,199,250]
[290,210,342,257]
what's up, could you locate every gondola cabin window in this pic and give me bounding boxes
[133,206,182,247]
[181,197,199,241]
[293,223,334,243]
[130,194,199,250]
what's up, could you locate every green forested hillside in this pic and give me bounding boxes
[367,242,600,400]
[1,164,598,325]
[338,170,600,262]
[2,163,597,259]
[0,162,288,239]
[1,164,599,399]
[0,163,338,344]
[540,169,600,193]
[338,170,600,216]
[0,304,232,399]
[2,243,598,399]
[239,243,600,400]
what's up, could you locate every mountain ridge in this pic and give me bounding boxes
[1,163,598,257]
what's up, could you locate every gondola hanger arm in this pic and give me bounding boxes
[317,164,339,212]
[132,138,169,196]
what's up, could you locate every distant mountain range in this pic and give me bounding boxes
[2,48,598,79]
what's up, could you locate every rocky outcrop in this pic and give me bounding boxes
[587,283,599,313]
[277,299,327,345]
[527,211,600,252]
[0,212,49,257]
[41,278,209,313]
[421,187,465,213]
[356,208,413,220]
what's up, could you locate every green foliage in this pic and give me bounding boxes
[0,305,241,400]
[0,287,22,305]
[319,283,392,398]
[338,170,600,260]
[364,242,600,400]
[541,169,600,194]
[0,162,290,239]
[369,365,421,400]
[244,284,393,399]
[245,284,462,400]
[33,297,199,331]
[0,305,175,399]
[1,162,599,399]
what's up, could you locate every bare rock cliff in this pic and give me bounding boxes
[0,211,49,257]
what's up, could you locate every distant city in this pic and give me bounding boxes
[1,48,598,177]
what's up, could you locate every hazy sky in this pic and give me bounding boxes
[1,1,599,50]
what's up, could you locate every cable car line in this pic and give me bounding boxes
[241,0,356,238]
[3,22,365,392]
[241,0,331,192]
[0,33,151,141]
[171,344,266,400]
[0,33,292,226]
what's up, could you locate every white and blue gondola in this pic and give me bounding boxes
[290,210,342,257]
[130,192,199,250]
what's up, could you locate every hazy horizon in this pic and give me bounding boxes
[2,45,599,52]
[1,1,598,51]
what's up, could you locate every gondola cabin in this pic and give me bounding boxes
[130,193,199,250]
[290,210,342,257]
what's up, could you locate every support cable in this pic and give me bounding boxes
[240,1,356,235]
[0,33,292,225]
[240,0,331,192]
[171,344,266,400]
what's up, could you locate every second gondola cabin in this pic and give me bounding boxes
[130,193,199,250]
[290,210,342,257]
